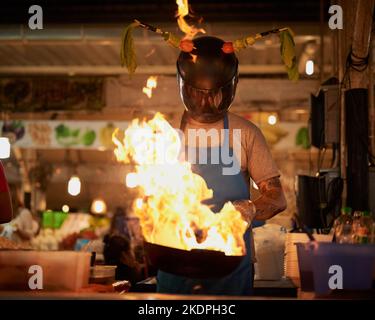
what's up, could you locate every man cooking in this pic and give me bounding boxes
[157,36,287,295]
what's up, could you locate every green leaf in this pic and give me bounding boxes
[81,130,96,146]
[120,22,139,75]
[71,128,80,137]
[55,124,71,138]
[296,127,310,149]
[287,62,299,82]
[280,29,299,81]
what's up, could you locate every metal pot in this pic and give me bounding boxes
[144,242,245,279]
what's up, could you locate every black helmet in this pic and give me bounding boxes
[177,36,238,123]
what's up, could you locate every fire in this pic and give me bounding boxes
[176,0,206,39]
[113,113,247,256]
[190,53,198,63]
[142,76,158,98]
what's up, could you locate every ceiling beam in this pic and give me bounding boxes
[0,64,334,76]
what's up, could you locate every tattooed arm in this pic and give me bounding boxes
[252,177,287,220]
[234,177,287,223]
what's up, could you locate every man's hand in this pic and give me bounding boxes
[233,200,257,225]
[234,177,287,223]
[253,177,286,220]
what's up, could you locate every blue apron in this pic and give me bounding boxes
[157,114,260,295]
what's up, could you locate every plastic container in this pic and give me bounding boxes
[0,250,91,291]
[254,224,286,280]
[285,233,333,286]
[312,243,375,295]
[295,242,315,291]
[74,238,90,251]
[89,265,117,285]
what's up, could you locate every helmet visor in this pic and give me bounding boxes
[177,70,238,123]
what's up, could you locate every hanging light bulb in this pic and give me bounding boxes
[305,60,314,75]
[267,114,277,125]
[91,198,107,214]
[0,137,11,159]
[68,175,81,196]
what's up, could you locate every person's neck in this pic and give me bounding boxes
[185,113,226,126]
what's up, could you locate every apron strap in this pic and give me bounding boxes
[222,113,230,153]
[179,111,189,132]
[223,113,229,130]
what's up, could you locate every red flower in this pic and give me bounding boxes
[179,39,194,52]
[222,42,234,54]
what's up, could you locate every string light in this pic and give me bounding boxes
[267,115,277,125]
[305,60,314,75]
[91,199,107,214]
[0,137,11,159]
[62,205,70,213]
[68,175,81,196]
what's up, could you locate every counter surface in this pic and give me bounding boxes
[0,291,296,300]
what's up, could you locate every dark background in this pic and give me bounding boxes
[0,0,329,24]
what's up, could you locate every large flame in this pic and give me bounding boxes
[113,113,247,256]
[176,0,206,39]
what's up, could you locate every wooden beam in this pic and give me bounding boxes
[0,64,335,76]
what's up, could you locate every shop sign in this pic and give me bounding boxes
[0,120,129,150]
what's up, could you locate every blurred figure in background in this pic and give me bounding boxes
[0,191,38,243]
[110,207,129,237]
[110,206,145,262]
[110,207,141,240]
[103,234,143,286]
[0,160,12,224]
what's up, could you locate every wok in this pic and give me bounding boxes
[144,242,245,279]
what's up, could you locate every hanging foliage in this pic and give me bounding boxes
[120,20,182,75]
[279,28,299,81]
[120,21,140,75]
[119,19,299,81]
